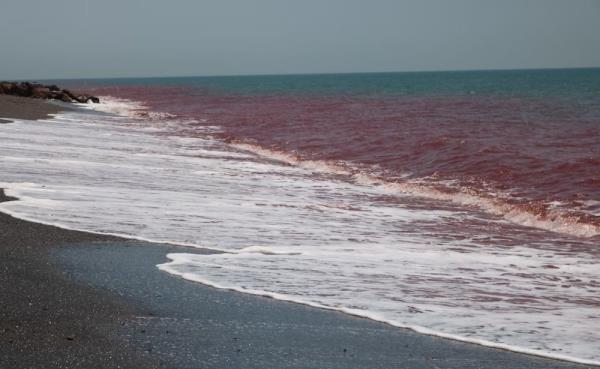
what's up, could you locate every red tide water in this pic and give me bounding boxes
[84,85,600,239]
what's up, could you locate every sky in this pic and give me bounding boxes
[1,0,599,80]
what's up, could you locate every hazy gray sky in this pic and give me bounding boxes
[1,0,599,79]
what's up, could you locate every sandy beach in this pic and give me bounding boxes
[1,96,597,368]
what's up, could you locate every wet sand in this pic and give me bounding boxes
[0,190,162,368]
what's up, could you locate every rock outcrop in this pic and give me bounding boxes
[0,81,99,104]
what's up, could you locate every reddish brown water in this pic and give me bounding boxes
[83,83,600,239]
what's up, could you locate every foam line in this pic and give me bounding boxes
[232,142,600,238]
[159,253,600,367]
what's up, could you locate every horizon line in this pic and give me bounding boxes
[4,65,600,82]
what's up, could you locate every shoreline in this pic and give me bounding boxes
[0,190,162,368]
[160,254,600,366]
[1,97,597,367]
[1,191,597,368]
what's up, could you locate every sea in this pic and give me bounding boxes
[1,69,599,364]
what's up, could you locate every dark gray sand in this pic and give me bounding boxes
[0,95,69,123]
[0,187,597,368]
[0,190,163,368]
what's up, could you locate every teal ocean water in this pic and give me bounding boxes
[62,67,600,96]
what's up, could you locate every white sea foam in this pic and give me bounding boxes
[160,251,600,366]
[1,105,599,365]
[232,142,600,238]
[75,95,148,117]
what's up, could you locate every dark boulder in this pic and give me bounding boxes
[31,87,51,99]
[60,93,74,103]
[62,89,77,100]
[14,82,33,97]
[76,95,100,103]
[0,82,16,94]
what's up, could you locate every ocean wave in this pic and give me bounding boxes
[230,141,600,238]
[159,251,600,367]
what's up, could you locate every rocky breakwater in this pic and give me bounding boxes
[0,81,100,104]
